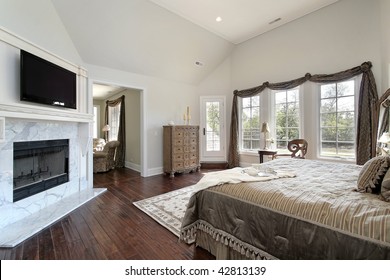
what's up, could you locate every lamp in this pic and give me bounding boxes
[102,124,110,141]
[261,122,270,150]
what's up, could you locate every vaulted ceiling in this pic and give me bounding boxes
[51,0,339,85]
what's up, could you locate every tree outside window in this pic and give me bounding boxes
[274,88,300,151]
[206,102,220,151]
[241,96,260,150]
[320,80,355,159]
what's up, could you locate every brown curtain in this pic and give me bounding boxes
[105,95,126,168]
[228,62,378,167]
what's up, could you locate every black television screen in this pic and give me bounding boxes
[20,50,77,109]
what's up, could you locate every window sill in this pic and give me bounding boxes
[316,156,355,165]
[239,150,260,156]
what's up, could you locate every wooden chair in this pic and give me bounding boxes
[274,139,308,159]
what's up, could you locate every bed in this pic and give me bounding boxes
[179,158,390,259]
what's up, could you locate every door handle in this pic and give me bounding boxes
[203,128,206,135]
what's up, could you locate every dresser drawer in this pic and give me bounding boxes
[173,146,184,153]
[184,145,197,153]
[173,161,184,170]
[173,153,184,161]
[184,159,198,168]
[174,138,184,146]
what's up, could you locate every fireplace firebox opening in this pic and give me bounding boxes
[13,139,69,202]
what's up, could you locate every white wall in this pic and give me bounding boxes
[380,0,390,89]
[231,0,382,92]
[0,0,82,64]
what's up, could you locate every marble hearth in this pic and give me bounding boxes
[0,118,105,247]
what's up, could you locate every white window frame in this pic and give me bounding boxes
[270,87,303,152]
[239,95,261,152]
[200,96,226,162]
[316,76,361,161]
[93,105,100,139]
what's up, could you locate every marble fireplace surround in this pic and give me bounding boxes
[0,118,106,247]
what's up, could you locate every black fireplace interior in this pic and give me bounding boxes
[13,139,69,202]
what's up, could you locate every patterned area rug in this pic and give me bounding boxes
[133,185,194,238]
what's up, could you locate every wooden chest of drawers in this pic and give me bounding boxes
[163,125,200,178]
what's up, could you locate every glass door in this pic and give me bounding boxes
[200,96,226,162]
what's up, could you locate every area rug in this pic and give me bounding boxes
[133,185,195,238]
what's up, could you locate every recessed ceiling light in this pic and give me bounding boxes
[216,16,222,22]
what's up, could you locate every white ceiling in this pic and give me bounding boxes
[150,0,339,44]
[92,83,124,100]
[51,0,339,90]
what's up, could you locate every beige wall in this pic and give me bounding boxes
[93,88,141,171]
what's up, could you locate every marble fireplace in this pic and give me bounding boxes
[0,119,105,247]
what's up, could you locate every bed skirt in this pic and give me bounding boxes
[193,225,277,260]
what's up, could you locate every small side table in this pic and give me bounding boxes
[258,149,277,163]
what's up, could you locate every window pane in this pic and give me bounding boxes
[288,128,299,139]
[275,91,286,104]
[321,84,336,98]
[321,112,336,127]
[337,80,354,97]
[276,127,287,140]
[287,89,299,102]
[276,140,287,150]
[251,96,259,107]
[337,96,354,111]
[274,88,300,149]
[337,112,354,128]
[337,142,355,157]
[108,104,121,141]
[206,102,220,152]
[321,98,336,113]
[321,128,337,141]
[241,95,260,150]
[338,128,354,141]
[321,142,336,156]
[242,97,251,108]
[320,80,356,159]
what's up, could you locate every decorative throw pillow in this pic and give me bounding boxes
[380,168,390,202]
[356,156,390,193]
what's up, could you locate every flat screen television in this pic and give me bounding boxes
[20,50,77,109]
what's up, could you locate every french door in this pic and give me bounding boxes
[200,96,226,162]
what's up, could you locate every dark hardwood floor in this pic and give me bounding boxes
[0,168,215,260]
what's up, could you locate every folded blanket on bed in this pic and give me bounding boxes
[193,167,295,193]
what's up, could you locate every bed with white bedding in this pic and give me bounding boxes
[180,158,390,259]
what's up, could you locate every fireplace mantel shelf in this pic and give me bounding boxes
[0,103,93,123]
